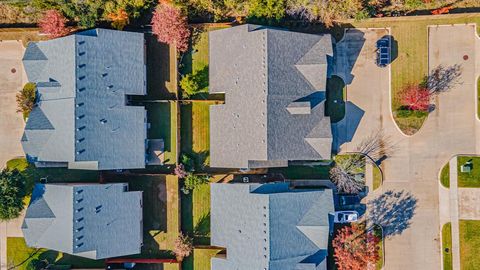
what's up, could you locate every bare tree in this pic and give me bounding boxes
[330,154,365,194]
[355,129,395,162]
[426,64,462,95]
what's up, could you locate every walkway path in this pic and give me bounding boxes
[449,158,461,270]
[334,23,479,269]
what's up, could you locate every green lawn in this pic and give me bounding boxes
[457,156,480,188]
[146,102,178,165]
[7,237,103,270]
[374,224,384,270]
[181,182,211,246]
[180,26,229,99]
[181,101,221,169]
[182,248,222,270]
[325,75,346,123]
[145,34,178,99]
[341,15,480,135]
[270,164,331,179]
[440,162,450,188]
[443,222,453,270]
[372,164,382,191]
[459,220,480,270]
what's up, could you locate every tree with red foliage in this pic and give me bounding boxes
[151,2,190,52]
[333,223,380,270]
[401,85,430,111]
[38,10,69,38]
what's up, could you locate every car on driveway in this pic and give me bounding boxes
[376,37,390,67]
[332,211,359,223]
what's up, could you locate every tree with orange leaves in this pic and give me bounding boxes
[107,9,129,30]
[38,10,69,38]
[333,223,380,270]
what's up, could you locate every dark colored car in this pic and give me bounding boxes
[376,38,390,67]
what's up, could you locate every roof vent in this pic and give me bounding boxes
[78,52,85,56]
[75,243,83,248]
[76,189,83,194]
[101,73,108,77]
[76,198,83,203]
[76,149,85,155]
[76,236,84,241]
[75,208,84,213]
[78,41,85,45]
[78,76,85,80]
[76,102,84,107]
[76,138,85,143]
[78,64,86,68]
[76,217,84,222]
[76,126,85,131]
[100,119,107,124]
[78,87,86,92]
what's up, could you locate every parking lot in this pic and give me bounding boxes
[0,40,26,168]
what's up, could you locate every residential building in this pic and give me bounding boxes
[22,183,143,259]
[209,24,333,169]
[21,28,148,170]
[210,182,334,270]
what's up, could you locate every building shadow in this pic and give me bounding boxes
[332,28,366,85]
[367,190,417,238]
[145,34,176,100]
[331,101,365,153]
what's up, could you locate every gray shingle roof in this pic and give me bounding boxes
[22,183,143,259]
[210,182,334,270]
[21,29,147,170]
[209,24,333,169]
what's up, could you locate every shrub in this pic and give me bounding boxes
[174,164,188,179]
[151,2,191,52]
[180,66,208,98]
[181,173,210,194]
[38,9,69,38]
[172,233,193,261]
[396,109,428,118]
[181,153,195,171]
[16,83,36,119]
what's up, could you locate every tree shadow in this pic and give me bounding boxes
[367,190,417,238]
[193,212,210,245]
[421,64,463,95]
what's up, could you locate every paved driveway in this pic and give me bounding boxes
[0,40,26,270]
[334,24,479,269]
[0,40,25,169]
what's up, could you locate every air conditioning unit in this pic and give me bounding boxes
[243,176,249,183]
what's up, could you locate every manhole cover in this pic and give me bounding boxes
[10,68,16,73]
[463,55,469,60]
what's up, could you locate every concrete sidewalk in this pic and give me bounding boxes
[449,158,461,270]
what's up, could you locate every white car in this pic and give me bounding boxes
[332,211,359,223]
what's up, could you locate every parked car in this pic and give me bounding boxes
[339,194,361,207]
[332,211,359,223]
[376,37,390,67]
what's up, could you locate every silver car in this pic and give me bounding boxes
[332,211,359,223]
